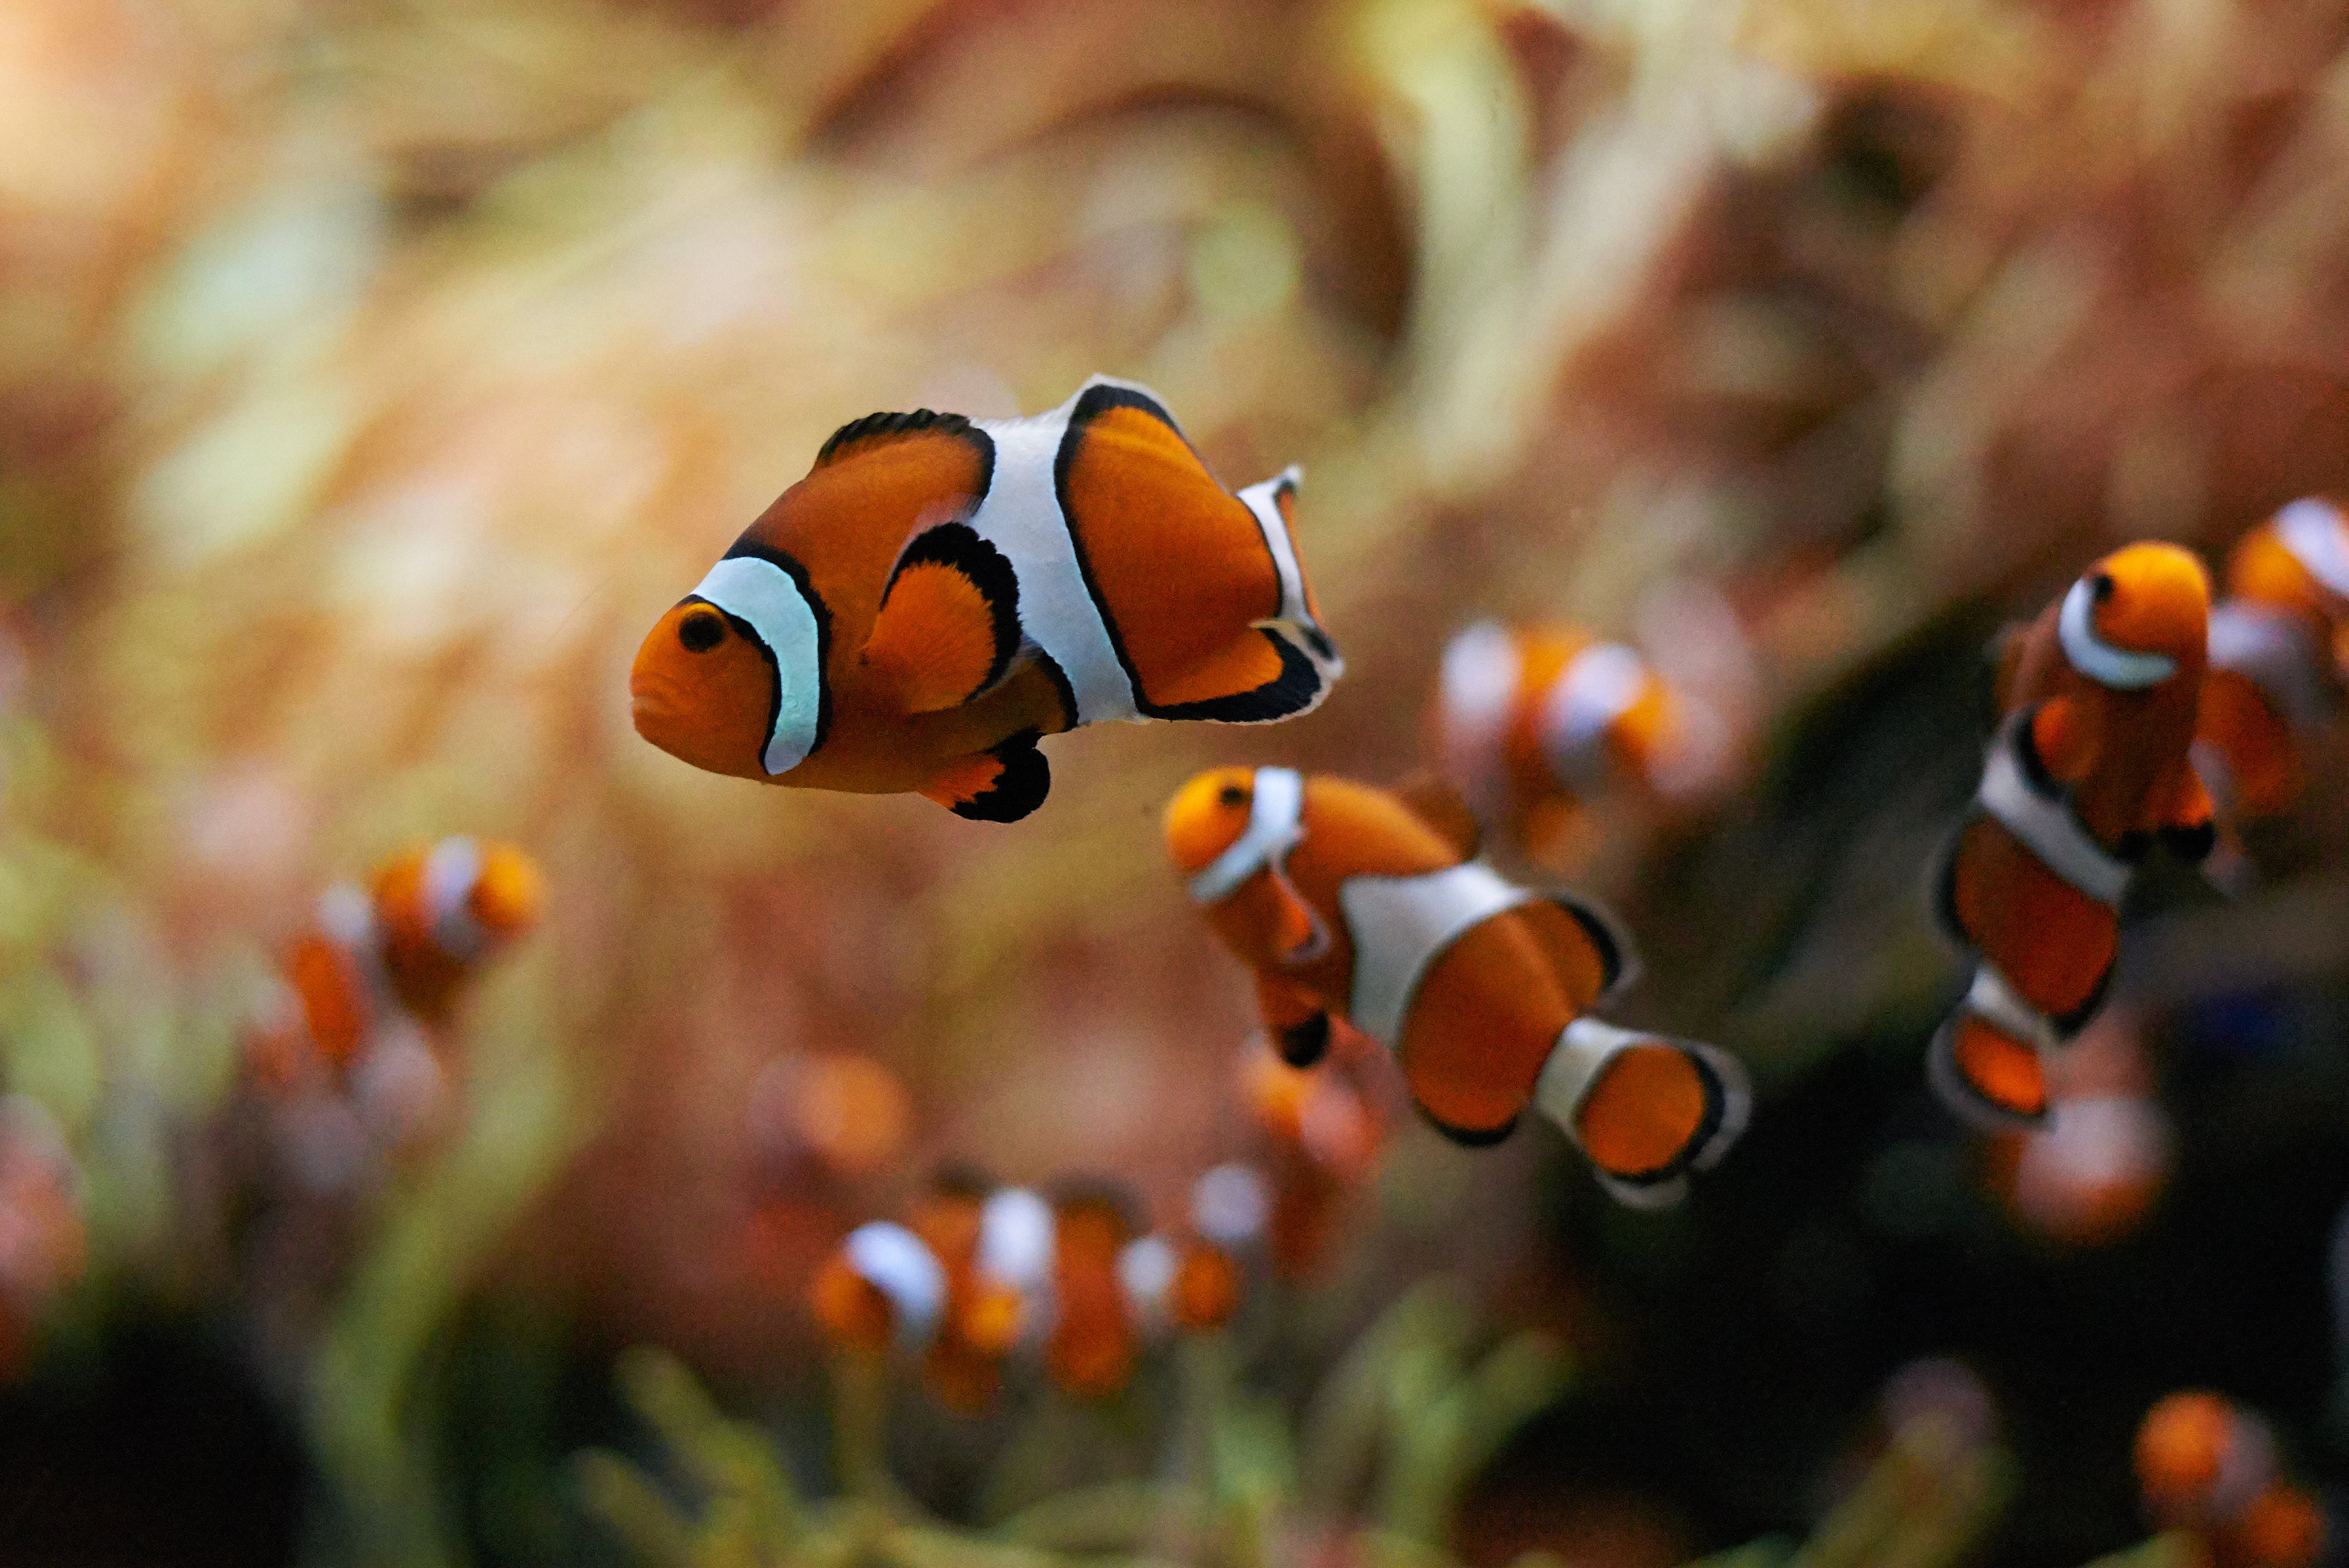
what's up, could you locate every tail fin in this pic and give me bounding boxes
[1532,1017,1751,1209]
[1929,970,2054,1131]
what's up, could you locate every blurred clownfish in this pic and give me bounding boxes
[1431,622,1733,857]
[1045,1181,1242,1400]
[630,377,1341,823]
[0,1097,85,1381]
[246,837,543,1090]
[2137,1391,2327,1568]
[1166,768,1750,1208]
[1932,544,2212,1129]
[2193,498,2349,821]
[810,1179,1048,1413]
[1237,1039,1380,1278]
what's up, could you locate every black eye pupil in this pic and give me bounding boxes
[679,610,725,652]
[2092,573,2115,603]
[1218,786,1248,808]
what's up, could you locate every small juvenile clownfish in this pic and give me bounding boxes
[1041,1179,1245,1400]
[2194,498,2349,821]
[630,377,1342,823]
[809,1180,1049,1414]
[2137,1392,2328,1568]
[244,838,543,1090]
[1431,622,1733,856]
[1166,768,1751,1208]
[1933,543,2213,1130]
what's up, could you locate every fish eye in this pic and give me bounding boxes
[678,607,727,653]
[1218,785,1249,809]
[2091,572,2115,603]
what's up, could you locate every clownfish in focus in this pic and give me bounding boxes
[1932,543,2212,1129]
[1167,768,1750,1208]
[2193,498,2349,821]
[1431,622,1733,857]
[630,377,1341,823]
[2136,1392,2327,1568]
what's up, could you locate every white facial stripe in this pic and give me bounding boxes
[2058,577,2177,690]
[1188,767,1306,905]
[2276,497,2349,598]
[422,836,487,961]
[690,556,824,775]
[843,1222,945,1349]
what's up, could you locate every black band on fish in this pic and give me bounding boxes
[1415,1102,1518,1148]
[1276,1013,1330,1069]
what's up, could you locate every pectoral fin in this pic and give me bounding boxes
[864,522,1021,714]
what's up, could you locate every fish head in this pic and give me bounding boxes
[2062,543,2209,689]
[631,552,828,780]
[1163,766,1260,877]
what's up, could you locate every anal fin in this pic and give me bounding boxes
[920,729,1052,823]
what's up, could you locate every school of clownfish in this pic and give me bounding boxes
[105,374,2345,1554]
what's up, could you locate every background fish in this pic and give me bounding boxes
[2195,498,2349,822]
[1165,766,1749,1207]
[1933,542,2213,1128]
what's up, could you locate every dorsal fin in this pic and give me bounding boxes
[816,409,980,468]
[1392,771,1482,860]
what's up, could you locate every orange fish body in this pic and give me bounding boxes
[1932,543,2212,1129]
[1237,1041,1378,1279]
[2194,499,2349,820]
[1432,622,1730,856]
[1166,768,1750,1207]
[1044,1189,1144,1400]
[2137,1392,2327,1568]
[811,1182,1047,1412]
[246,838,543,1092]
[630,378,1342,823]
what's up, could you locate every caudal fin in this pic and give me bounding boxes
[1533,1017,1751,1209]
[1928,985,2052,1131]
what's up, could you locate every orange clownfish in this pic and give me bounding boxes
[1931,543,2213,1129]
[630,377,1342,823]
[1166,768,1750,1207]
[1042,1181,1241,1400]
[2193,498,2349,821]
[2136,1392,2328,1568]
[245,837,543,1091]
[1431,622,1732,856]
[810,1180,1047,1413]
[1237,1039,1379,1278]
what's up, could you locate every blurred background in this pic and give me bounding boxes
[5,0,2349,1564]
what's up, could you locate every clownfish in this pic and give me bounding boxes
[2193,498,2349,821]
[1431,622,1732,856]
[245,837,544,1091]
[630,377,1342,823]
[2137,1392,2327,1568]
[810,1179,1049,1413]
[245,831,543,1089]
[1166,768,1750,1208]
[1043,1181,1241,1400]
[1237,1038,1379,1278]
[1931,543,2213,1129]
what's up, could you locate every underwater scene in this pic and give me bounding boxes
[5,0,2349,1564]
